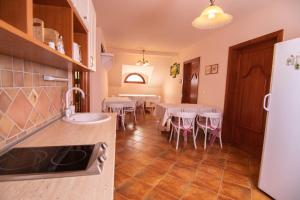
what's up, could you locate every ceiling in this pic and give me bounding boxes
[93,0,271,53]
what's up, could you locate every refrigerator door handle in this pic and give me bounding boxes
[263,93,271,111]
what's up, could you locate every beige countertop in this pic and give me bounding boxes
[0,114,116,200]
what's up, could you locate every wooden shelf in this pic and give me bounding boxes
[0,20,89,71]
[73,13,88,66]
[0,0,90,72]
[0,0,31,34]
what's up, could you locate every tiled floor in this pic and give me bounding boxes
[114,114,271,200]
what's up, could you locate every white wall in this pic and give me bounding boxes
[179,0,300,110]
[90,27,109,112]
[107,50,180,102]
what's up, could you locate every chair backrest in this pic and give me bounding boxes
[170,112,197,129]
[200,112,222,129]
[136,100,144,107]
[145,101,156,108]
[108,103,124,115]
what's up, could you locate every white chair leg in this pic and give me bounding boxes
[176,128,180,150]
[192,128,197,149]
[122,116,125,131]
[219,134,223,149]
[195,126,199,138]
[169,126,173,142]
[204,129,207,150]
[134,110,137,123]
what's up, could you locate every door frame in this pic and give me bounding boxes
[181,57,200,104]
[222,30,284,144]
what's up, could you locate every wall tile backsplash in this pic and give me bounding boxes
[0,54,68,151]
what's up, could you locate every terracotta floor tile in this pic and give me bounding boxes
[132,152,156,165]
[155,174,189,198]
[223,170,251,188]
[252,188,272,200]
[115,114,262,200]
[114,192,129,200]
[114,171,131,188]
[217,195,234,200]
[176,156,200,169]
[182,185,218,200]
[203,157,227,167]
[192,171,221,192]
[159,151,180,161]
[134,166,166,186]
[144,188,178,200]
[226,161,250,176]
[149,157,175,170]
[220,181,251,200]
[116,162,144,177]
[227,153,250,166]
[197,163,224,179]
[168,164,197,180]
[117,179,152,200]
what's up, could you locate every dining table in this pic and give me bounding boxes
[118,94,161,104]
[155,103,216,148]
[155,103,215,128]
[102,97,136,111]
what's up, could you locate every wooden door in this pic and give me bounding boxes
[223,30,283,156]
[181,57,200,104]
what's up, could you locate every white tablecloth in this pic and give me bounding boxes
[103,97,136,111]
[155,103,215,126]
[118,94,160,104]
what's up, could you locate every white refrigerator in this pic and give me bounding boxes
[259,38,300,200]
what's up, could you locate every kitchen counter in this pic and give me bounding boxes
[0,114,116,200]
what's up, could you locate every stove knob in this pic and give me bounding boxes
[98,155,107,163]
[101,143,108,150]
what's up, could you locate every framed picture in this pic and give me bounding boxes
[210,64,218,74]
[205,64,219,75]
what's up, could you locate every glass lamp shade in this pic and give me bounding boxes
[136,60,142,66]
[192,5,233,29]
[136,60,150,66]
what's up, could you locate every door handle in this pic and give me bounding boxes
[263,93,271,112]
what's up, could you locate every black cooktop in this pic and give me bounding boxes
[0,145,95,175]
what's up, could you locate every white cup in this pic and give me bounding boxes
[48,41,55,49]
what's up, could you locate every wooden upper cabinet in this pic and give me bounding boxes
[70,0,97,71]
[88,1,97,71]
[0,0,32,34]
[69,0,89,29]
[0,0,94,71]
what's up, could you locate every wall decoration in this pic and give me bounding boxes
[205,64,219,75]
[170,62,180,78]
[286,55,300,70]
[294,55,299,70]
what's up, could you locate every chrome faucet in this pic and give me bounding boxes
[65,87,85,118]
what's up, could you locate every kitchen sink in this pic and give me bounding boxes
[63,113,111,125]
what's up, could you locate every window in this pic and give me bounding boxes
[124,73,145,84]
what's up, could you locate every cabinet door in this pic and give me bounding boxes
[71,0,89,28]
[88,1,97,71]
